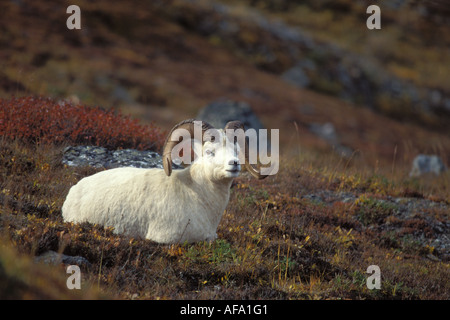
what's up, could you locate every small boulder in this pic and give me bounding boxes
[197,99,265,132]
[197,99,269,154]
[35,251,91,270]
[409,155,447,177]
[309,122,353,158]
[282,63,310,88]
[62,146,170,169]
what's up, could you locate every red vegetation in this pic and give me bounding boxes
[0,96,165,151]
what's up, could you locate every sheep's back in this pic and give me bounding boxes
[61,166,231,243]
[62,167,165,238]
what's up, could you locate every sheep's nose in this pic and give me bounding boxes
[229,159,239,166]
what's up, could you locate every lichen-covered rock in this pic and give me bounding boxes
[35,250,91,269]
[62,146,181,169]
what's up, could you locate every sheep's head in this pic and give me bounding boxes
[162,119,268,181]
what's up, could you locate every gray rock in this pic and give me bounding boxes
[62,146,181,170]
[409,155,447,177]
[309,122,353,158]
[309,122,338,144]
[197,100,269,154]
[35,250,91,269]
[282,63,310,88]
[197,99,265,131]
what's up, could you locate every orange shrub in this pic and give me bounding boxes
[0,96,165,151]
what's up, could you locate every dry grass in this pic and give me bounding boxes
[1,137,448,300]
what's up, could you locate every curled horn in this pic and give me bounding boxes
[162,119,214,176]
[224,121,268,180]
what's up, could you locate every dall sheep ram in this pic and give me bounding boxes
[62,119,268,243]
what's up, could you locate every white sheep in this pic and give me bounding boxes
[62,119,267,243]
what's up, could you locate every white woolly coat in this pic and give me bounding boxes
[62,165,233,243]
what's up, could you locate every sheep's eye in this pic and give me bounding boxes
[205,149,215,156]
